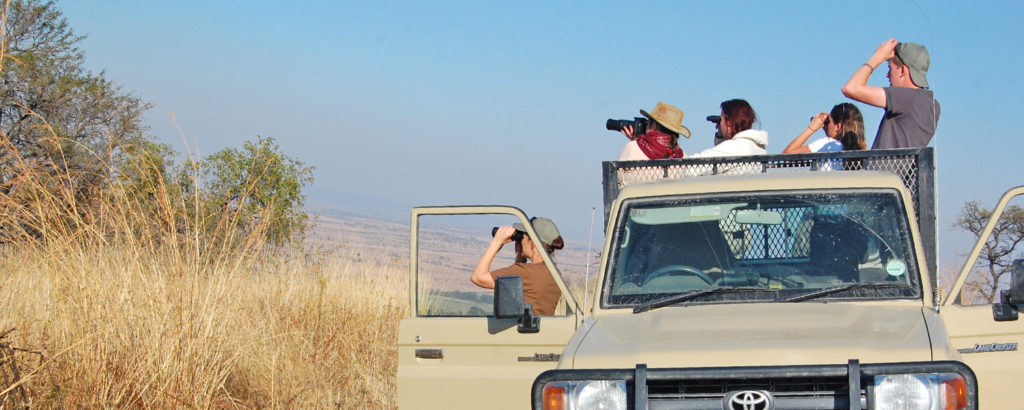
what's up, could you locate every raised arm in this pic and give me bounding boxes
[842,38,897,108]
[470,226,516,289]
[783,113,828,153]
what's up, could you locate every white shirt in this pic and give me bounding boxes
[807,137,842,153]
[617,140,647,161]
[689,129,768,158]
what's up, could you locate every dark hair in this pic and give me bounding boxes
[720,99,757,137]
[829,103,865,150]
[544,236,565,253]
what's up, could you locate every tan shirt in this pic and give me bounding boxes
[490,262,560,315]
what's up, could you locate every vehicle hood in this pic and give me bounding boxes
[570,302,931,369]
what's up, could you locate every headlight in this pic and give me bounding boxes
[871,373,967,410]
[542,380,627,410]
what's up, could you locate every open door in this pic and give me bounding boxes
[941,187,1024,407]
[397,206,580,409]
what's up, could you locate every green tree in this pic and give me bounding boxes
[183,136,314,245]
[1,1,313,248]
[1,0,169,237]
[953,201,1024,303]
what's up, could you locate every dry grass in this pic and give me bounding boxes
[0,237,407,408]
[0,5,420,405]
[0,47,408,407]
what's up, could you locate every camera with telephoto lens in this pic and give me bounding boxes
[606,117,649,134]
[491,227,524,242]
[706,115,721,124]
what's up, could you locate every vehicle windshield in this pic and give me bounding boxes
[603,189,921,309]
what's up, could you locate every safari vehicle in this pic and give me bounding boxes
[397,148,1024,409]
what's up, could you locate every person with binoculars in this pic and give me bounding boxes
[783,102,866,154]
[610,101,691,160]
[470,217,565,316]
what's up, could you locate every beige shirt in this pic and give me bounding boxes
[490,262,560,315]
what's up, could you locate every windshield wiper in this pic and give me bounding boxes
[783,283,910,302]
[633,287,777,314]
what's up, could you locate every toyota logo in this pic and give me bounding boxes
[724,390,773,410]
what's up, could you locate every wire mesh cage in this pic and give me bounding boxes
[602,148,937,290]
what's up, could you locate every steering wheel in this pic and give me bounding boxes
[643,264,714,285]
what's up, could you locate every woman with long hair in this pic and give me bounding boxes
[784,103,866,153]
[688,99,768,158]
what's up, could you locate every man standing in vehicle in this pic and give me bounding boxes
[842,38,940,149]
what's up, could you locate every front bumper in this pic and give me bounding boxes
[532,360,977,410]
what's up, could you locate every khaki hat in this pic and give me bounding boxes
[513,217,561,247]
[895,42,930,88]
[640,101,692,138]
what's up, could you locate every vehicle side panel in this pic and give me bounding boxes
[941,304,1024,408]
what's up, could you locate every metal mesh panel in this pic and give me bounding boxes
[612,153,918,203]
[605,149,929,225]
[719,207,817,260]
[603,148,937,292]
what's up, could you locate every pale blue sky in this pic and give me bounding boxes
[59,1,1024,273]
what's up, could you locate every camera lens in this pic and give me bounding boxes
[606,119,629,131]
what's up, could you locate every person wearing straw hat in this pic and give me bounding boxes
[842,38,940,149]
[471,217,565,316]
[617,101,692,160]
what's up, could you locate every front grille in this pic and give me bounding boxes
[646,374,864,409]
[532,360,978,410]
[649,376,854,397]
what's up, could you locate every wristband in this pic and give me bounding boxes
[863,63,875,71]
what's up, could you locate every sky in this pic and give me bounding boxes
[57,0,1024,275]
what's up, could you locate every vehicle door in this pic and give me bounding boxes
[397,206,581,409]
[941,187,1024,407]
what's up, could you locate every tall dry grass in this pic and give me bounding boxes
[0,101,406,409]
[0,5,408,405]
[0,162,409,408]
[1,242,406,408]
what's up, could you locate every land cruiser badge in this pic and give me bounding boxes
[957,343,1018,354]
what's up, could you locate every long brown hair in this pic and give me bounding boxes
[829,103,865,150]
[720,99,757,138]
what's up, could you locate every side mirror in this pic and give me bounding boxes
[493,276,540,333]
[992,259,1024,321]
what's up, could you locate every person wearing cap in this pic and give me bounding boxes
[842,38,940,149]
[470,217,565,316]
[617,101,691,160]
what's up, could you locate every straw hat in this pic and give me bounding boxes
[640,101,692,138]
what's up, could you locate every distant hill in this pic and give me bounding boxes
[306,187,412,223]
